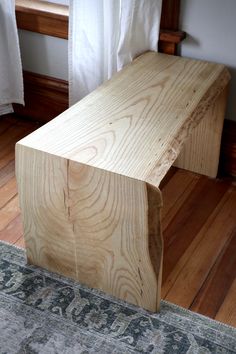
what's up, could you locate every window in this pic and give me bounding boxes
[40,0,69,5]
[16,0,69,39]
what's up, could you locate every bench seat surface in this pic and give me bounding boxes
[16,52,230,312]
[17,52,230,187]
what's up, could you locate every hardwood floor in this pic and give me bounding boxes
[0,115,40,246]
[0,114,236,327]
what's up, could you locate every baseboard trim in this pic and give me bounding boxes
[16,0,185,56]
[13,71,68,123]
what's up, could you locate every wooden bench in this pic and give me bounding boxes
[16,52,230,312]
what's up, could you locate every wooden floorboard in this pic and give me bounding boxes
[190,225,236,317]
[0,113,235,327]
[163,188,236,307]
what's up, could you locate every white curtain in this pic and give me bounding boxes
[0,0,24,116]
[69,0,163,105]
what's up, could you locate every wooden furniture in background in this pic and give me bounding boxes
[16,52,230,311]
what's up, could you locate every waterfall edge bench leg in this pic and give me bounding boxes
[174,86,228,177]
[15,52,231,312]
[16,146,163,312]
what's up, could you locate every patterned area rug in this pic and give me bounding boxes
[0,242,236,353]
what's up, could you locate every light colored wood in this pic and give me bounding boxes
[174,86,228,177]
[16,147,163,311]
[215,278,236,326]
[16,52,230,311]
[1,113,236,323]
[17,52,230,187]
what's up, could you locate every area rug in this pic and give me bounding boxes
[0,242,235,354]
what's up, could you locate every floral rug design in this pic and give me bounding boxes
[0,241,235,353]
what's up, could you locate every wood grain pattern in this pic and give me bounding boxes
[161,169,200,231]
[0,161,15,189]
[0,215,23,244]
[0,116,40,242]
[16,52,230,311]
[215,278,236,327]
[174,87,228,177]
[164,187,236,306]
[0,178,17,209]
[16,146,163,311]
[162,178,229,288]
[147,183,163,308]
[1,113,236,324]
[17,53,230,187]
[0,197,20,232]
[190,223,236,317]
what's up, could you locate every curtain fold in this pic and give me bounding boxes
[0,0,24,116]
[69,0,163,106]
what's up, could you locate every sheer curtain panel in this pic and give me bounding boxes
[69,0,163,105]
[0,0,24,115]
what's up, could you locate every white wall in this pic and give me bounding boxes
[180,0,236,121]
[18,30,68,81]
[18,0,236,120]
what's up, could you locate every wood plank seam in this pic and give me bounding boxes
[163,187,235,305]
[189,225,236,313]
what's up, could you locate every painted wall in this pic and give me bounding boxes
[40,0,69,4]
[18,0,236,120]
[18,30,68,81]
[180,0,236,121]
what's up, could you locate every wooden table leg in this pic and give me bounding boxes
[174,86,228,178]
[16,146,163,312]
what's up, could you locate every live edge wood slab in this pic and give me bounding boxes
[16,52,230,312]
